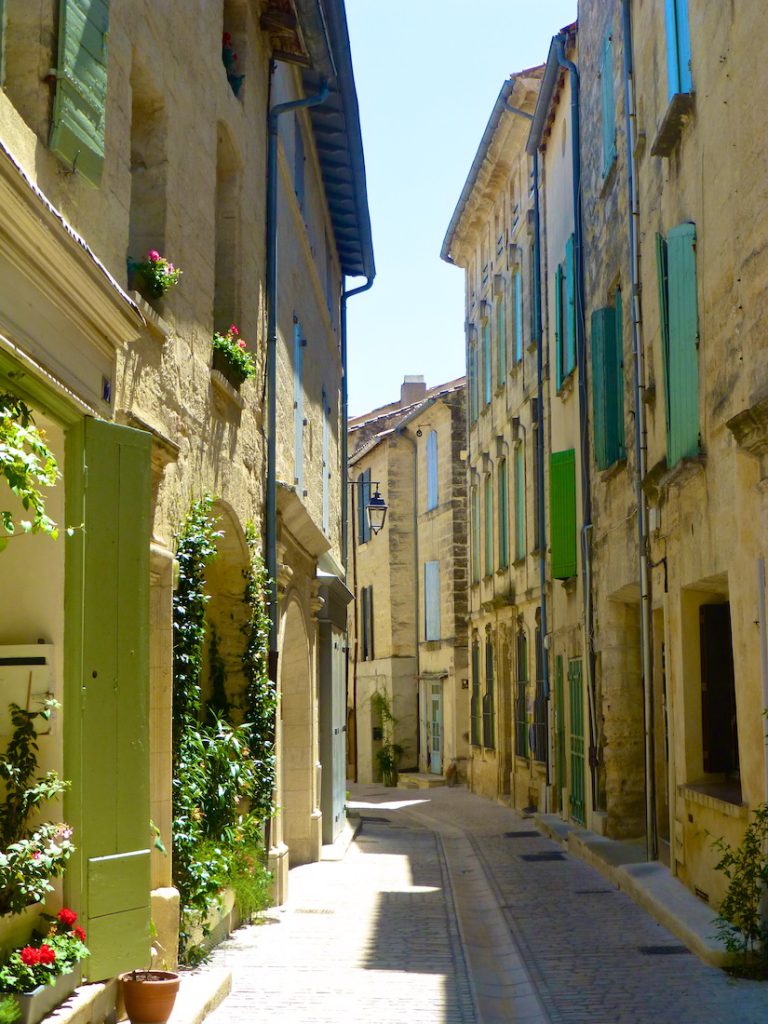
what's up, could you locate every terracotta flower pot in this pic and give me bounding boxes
[120,970,180,1024]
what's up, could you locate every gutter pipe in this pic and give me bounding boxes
[505,98,552,796]
[265,79,330,679]
[553,33,599,811]
[622,0,656,861]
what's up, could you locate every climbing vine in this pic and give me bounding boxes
[0,392,59,550]
[171,498,272,962]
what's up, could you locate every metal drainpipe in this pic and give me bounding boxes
[341,276,374,575]
[622,0,656,862]
[265,79,329,680]
[507,99,553,799]
[554,34,599,812]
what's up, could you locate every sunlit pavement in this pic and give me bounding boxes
[198,783,768,1024]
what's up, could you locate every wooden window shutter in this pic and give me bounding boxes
[484,474,493,576]
[549,449,577,579]
[555,264,564,389]
[498,458,508,570]
[666,221,699,466]
[426,430,438,510]
[591,303,624,470]
[515,271,523,363]
[471,487,480,582]
[600,31,616,176]
[496,297,506,384]
[483,321,491,405]
[424,561,440,641]
[591,308,609,469]
[665,0,692,98]
[565,235,576,376]
[50,0,109,186]
[655,232,673,452]
[515,444,525,561]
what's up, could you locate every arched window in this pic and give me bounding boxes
[426,430,438,510]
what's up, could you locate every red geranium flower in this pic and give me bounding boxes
[73,926,86,943]
[58,908,77,927]
[148,250,160,262]
[20,946,39,966]
[229,324,239,336]
[37,945,56,965]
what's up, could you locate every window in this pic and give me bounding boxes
[700,603,738,774]
[555,235,576,389]
[484,474,493,577]
[498,458,508,570]
[294,113,305,213]
[127,62,167,280]
[533,619,547,763]
[513,270,523,363]
[468,337,479,423]
[515,629,528,757]
[656,222,699,467]
[471,486,480,583]
[514,444,526,561]
[496,297,506,385]
[600,30,617,176]
[483,320,491,406]
[591,288,625,469]
[360,585,374,661]
[424,561,441,641]
[426,430,438,510]
[549,449,577,579]
[664,0,692,99]
[483,633,495,748]
[214,123,241,333]
[357,467,371,544]
[293,320,305,492]
[50,0,109,185]
[470,637,481,745]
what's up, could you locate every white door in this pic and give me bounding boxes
[429,682,443,774]
[331,631,347,838]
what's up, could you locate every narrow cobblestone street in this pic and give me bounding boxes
[198,784,768,1024]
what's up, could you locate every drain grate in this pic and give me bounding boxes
[575,888,614,895]
[360,815,392,823]
[520,851,566,862]
[638,945,690,956]
[503,830,540,839]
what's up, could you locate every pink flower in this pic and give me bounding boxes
[31,850,41,861]
[229,324,239,336]
[237,340,246,349]
[148,250,160,262]
[167,263,175,272]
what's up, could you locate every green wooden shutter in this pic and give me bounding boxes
[565,235,576,376]
[555,265,564,389]
[655,233,672,453]
[591,302,624,469]
[64,418,152,981]
[496,298,506,384]
[613,288,625,461]
[600,31,616,176]
[568,658,586,824]
[484,474,493,575]
[555,655,565,797]
[549,448,577,579]
[471,487,480,582]
[515,444,525,561]
[498,458,508,569]
[666,222,699,465]
[50,0,109,187]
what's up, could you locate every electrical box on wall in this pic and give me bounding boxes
[0,645,56,736]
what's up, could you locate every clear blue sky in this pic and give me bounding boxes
[344,0,577,417]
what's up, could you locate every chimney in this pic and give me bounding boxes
[401,374,427,407]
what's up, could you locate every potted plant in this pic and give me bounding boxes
[127,250,182,301]
[0,909,89,1024]
[371,691,404,787]
[119,968,180,1024]
[222,33,244,96]
[211,324,256,389]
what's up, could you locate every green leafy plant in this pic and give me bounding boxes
[0,393,59,551]
[0,994,19,1023]
[0,702,73,915]
[371,691,403,787]
[212,325,257,384]
[205,627,231,723]
[129,250,182,299]
[712,803,768,976]
[0,908,89,993]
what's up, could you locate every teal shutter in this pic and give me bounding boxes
[468,342,476,422]
[549,449,577,579]
[426,430,438,510]
[50,0,109,186]
[65,418,152,980]
[591,302,624,469]
[555,264,564,388]
[565,235,576,376]
[515,271,523,363]
[666,222,699,465]
[472,487,480,582]
[498,458,508,569]
[515,444,525,561]
[600,31,616,175]
[568,658,586,824]
[424,561,440,640]
[665,0,692,98]
[484,474,493,575]
[496,298,506,384]
[483,321,491,405]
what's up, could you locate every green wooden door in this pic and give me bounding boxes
[568,658,585,825]
[65,418,152,981]
[554,655,566,801]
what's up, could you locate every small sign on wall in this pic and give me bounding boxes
[0,645,56,736]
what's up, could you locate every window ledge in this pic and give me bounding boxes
[657,453,706,495]
[559,575,578,594]
[557,371,575,400]
[651,92,694,157]
[679,782,747,818]
[128,291,172,341]
[599,457,627,483]
[210,368,245,411]
[599,155,617,198]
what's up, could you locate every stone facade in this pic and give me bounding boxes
[347,377,469,785]
[0,0,371,987]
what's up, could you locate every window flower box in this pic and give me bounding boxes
[14,964,81,1024]
[211,325,256,390]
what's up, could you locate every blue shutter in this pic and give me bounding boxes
[50,0,109,186]
[293,321,304,492]
[565,235,576,376]
[496,298,506,384]
[666,222,699,465]
[555,265,564,389]
[484,475,493,576]
[498,459,508,569]
[515,445,525,561]
[665,0,692,98]
[483,321,491,405]
[424,561,440,641]
[426,430,438,510]
[357,469,371,544]
[600,31,616,175]
[515,271,523,363]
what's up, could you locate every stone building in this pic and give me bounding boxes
[347,376,468,785]
[0,0,372,993]
[441,69,549,809]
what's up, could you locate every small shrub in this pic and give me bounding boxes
[713,802,768,977]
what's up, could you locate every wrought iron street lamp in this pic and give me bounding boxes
[366,488,388,535]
